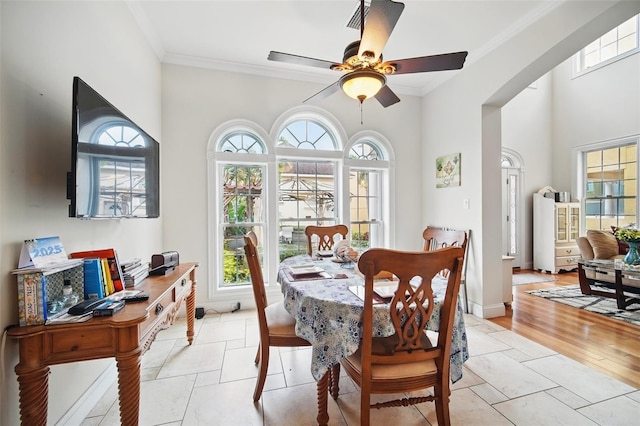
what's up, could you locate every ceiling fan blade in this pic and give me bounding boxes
[374,85,400,107]
[303,80,341,103]
[268,51,339,70]
[358,0,405,62]
[387,51,468,74]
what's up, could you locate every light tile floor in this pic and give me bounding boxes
[81,310,640,425]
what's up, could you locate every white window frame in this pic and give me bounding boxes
[572,14,639,78]
[207,112,395,306]
[573,136,640,234]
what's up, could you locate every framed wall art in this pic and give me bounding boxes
[436,153,461,188]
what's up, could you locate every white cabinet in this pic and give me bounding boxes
[533,193,581,273]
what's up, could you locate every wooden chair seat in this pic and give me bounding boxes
[264,301,300,337]
[343,348,438,384]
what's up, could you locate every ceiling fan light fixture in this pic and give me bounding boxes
[339,70,385,102]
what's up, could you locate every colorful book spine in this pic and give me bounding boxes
[16,272,48,325]
[102,258,115,295]
[83,258,105,299]
[70,248,124,293]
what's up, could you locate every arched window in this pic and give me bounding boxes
[215,129,267,288]
[349,141,382,160]
[276,119,341,257]
[219,132,266,154]
[208,114,393,296]
[277,119,337,150]
[346,138,389,250]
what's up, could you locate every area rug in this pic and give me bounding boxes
[512,273,557,285]
[527,284,640,327]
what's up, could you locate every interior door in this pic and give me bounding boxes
[502,167,522,268]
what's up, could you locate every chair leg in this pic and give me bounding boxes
[253,343,269,402]
[360,392,370,426]
[434,382,451,426]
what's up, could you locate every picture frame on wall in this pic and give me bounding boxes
[436,153,461,188]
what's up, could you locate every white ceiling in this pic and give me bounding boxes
[126,0,558,96]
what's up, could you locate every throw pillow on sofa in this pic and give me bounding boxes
[586,230,619,259]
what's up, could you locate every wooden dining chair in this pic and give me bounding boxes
[243,231,310,402]
[423,226,470,313]
[304,224,349,256]
[341,246,464,426]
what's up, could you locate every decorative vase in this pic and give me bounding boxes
[623,241,640,265]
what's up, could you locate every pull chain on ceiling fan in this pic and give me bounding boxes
[267,0,468,108]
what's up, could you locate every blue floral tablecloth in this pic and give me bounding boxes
[277,254,469,383]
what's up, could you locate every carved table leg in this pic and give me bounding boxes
[15,365,50,426]
[116,350,142,426]
[186,276,197,345]
[316,371,330,426]
[330,364,340,400]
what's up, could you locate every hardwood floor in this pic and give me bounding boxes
[489,269,640,389]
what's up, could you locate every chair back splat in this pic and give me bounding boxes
[243,231,310,402]
[341,246,464,426]
[304,224,349,256]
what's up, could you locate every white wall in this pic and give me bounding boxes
[421,1,640,318]
[0,2,162,424]
[502,73,554,270]
[160,64,423,307]
[499,21,640,271]
[552,48,640,193]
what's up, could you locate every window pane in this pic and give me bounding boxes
[220,164,265,287]
[350,141,383,160]
[278,120,337,151]
[349,169,382,249]
[601,43,617,62]
[600,28,617,46]
[219,132,265,154]
[584,143,637,230]
[278,160,337,259]
[575,14,639,72]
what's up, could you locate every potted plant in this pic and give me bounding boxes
[615,227,640,265]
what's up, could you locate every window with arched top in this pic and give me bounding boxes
[215,130,267,288]
[208,115,393,295]
[349,141,382,160]
[500,155,513,167]
[276,119,341,257]
[346,139,387,250]
[219,131,266,154]
[277,119,338,150]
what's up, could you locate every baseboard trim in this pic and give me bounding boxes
[469,301,506,319]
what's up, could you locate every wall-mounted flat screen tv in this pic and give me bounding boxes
[67,77,160,218]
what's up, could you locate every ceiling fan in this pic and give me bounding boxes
[268,0,468,107]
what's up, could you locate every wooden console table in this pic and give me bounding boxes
[7,262,198,425]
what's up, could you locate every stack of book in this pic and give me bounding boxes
[120,258,150,288]
[70,248,125,299]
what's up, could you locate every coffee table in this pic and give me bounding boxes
[577,259,640,310]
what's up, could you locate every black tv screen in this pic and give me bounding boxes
[68,77,160,218]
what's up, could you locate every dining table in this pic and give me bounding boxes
[277,253,469,425]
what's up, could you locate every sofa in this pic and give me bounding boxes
[576,229,627,261]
